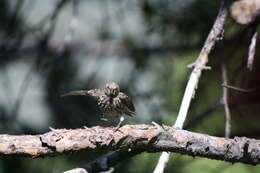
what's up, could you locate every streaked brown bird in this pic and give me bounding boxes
[61,82,136,130]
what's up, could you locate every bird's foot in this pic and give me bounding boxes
[113,124,122,132]
[100,118,108,121]
[49,126,62,139]
[151,121,166,131]
[113,116,124,132]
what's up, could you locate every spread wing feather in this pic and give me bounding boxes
[86,89,105,97]
[118,92,136,116]
[61,89,104,97]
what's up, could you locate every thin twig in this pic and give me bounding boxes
[247,28,258,70]
[153,1,229,172]
[222,84,260,93]
[221,63,231,138]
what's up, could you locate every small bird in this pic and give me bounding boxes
[61,82,136,130]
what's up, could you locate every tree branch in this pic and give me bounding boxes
[0,125,259,166]
[67,101,225,173]
[154,0,229,172]
[247,27,258,70]
[221,63,231,138]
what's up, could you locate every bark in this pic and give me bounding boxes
[0,124,259,165]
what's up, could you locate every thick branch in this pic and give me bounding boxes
[0,125,259,165]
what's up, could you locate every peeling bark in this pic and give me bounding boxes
[0,124,259,165]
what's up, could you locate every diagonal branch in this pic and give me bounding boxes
[247,27,258,70]
[0,124,260,167]
[174,0,228,129]
[153,0,229,172]
[222,84,260,93]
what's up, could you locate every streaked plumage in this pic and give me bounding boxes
[61,82,135,130]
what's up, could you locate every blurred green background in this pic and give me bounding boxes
[0,0,260,172]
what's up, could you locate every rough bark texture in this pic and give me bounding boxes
[0,124,259,165]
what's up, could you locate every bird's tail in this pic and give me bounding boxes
[60,90,89,97]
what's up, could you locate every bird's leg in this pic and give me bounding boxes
[151,121,166,131]
[114,116,124,131]
[100,114,108,121]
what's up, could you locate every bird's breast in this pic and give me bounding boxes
[98,96,122,117]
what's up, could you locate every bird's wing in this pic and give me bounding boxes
[86,89,105,97]
[119,92,136,116]
[61,89,104,97]
[61,90,89,97]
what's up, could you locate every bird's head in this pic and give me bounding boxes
[105,82,119,97]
